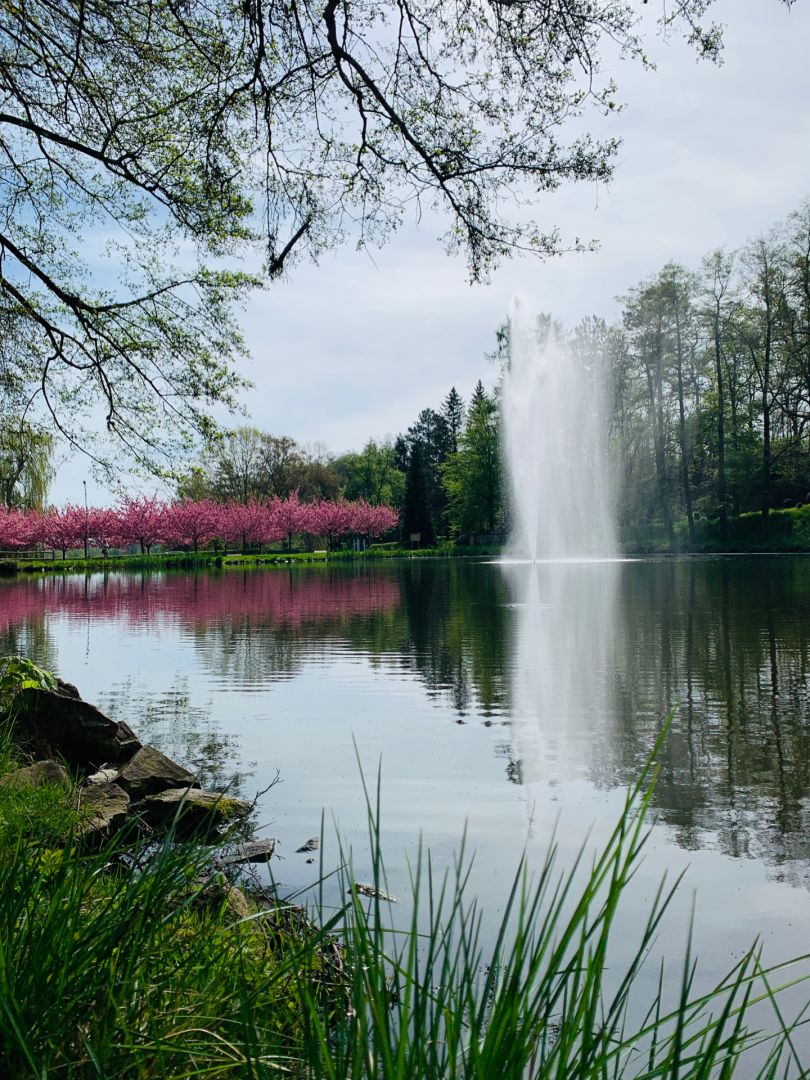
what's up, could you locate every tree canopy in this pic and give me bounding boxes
[0,0,760,471]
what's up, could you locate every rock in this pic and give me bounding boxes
[351,883,397,903]
[12,688,141,768]
[77,782,130,841]
[56,679,81,700]
[0,759,69,791]
[218,838,277,866]
[115,745,198,800]
[223,885,252,922]
[86,767,119,785]
[193,879,253,924]
[296,837,319,853]
[136,787,250,838]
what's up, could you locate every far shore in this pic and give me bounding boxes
[5,537,810,578]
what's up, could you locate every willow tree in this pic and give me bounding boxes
[0,423,54,510]
[0,0,781,470]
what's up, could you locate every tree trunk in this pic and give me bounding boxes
[674,310,696,546]
[713,310,728,540]
[646,329,674,547]
[762,329,772,524]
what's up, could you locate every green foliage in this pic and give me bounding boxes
[334,440,405,508]
[612,196,810,549]
[2,0,736,468]
[178,426,343,504]
[0,655,56,711]
[0,421,54,510]
[0,779,78,849]
[442,387,466,456]
[0,833,333,1076]
[401,444,436,547]
[442,382,503,535]
[696,504,810,552]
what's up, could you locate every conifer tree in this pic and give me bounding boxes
[402,444,435,547]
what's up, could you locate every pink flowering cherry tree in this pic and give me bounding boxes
[40,504,87,558]
[353,500,399,541]
[306,499,355,550]
[218,500,266,553]
[87,507,120,551]
[162,499,221,552]
[255,503,286,548]
[115,496,166,555]
[0,508,29,551]
[271,492,306,551]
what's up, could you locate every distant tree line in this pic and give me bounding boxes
[166,193,810,550]
[175,382,506,546]
[0,496,397,557]
[20,193,810,551]
[606,197,810,545]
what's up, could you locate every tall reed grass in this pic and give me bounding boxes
[294,762,810,1079]
[0,692,807,1077]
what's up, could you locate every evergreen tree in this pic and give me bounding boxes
[442,387,466,455]
[407,408,450,534]
[469,380,488,411]
[442,386,503,535]
[402,443,435,547]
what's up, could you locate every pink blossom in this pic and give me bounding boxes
[162,499,221,552]
[272,491,306,550]
[39,505,87,557]
[217,500,265,552]
[114,496,166,555]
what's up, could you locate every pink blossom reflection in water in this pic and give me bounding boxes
[0,568,400,634]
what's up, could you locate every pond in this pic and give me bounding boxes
[3,555,810,1015]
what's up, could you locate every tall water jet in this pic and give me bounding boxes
[501,298,620,784]
[502,298,615,560]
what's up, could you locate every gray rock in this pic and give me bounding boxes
[85,767,119,785]
[0,759,69,790]
[77,781,130,840]
[12,688,141,767]
[351,883,397,903]
[296,837,320,853]
[218,838,277,866]
[115,745,198,800]
[136,787,250,838]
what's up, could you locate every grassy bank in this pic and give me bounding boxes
[10,514,810,573]
[0,543,504,576]
[1,660,809,1077]
[623,504,810,554]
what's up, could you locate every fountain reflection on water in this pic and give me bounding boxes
[501,299,620,779]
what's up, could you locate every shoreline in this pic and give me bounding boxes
[0,544,504,576]
[4,542,810,577]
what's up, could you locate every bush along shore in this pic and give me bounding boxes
[2,657,810,1077]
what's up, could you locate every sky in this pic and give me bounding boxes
[55,0,810,503]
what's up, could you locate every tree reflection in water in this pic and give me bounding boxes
[3,558,810,882]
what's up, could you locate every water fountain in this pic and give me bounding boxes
[500,298,620,781]
[501,298,615,561]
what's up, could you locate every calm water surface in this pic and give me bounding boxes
[3,556,810,1024]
